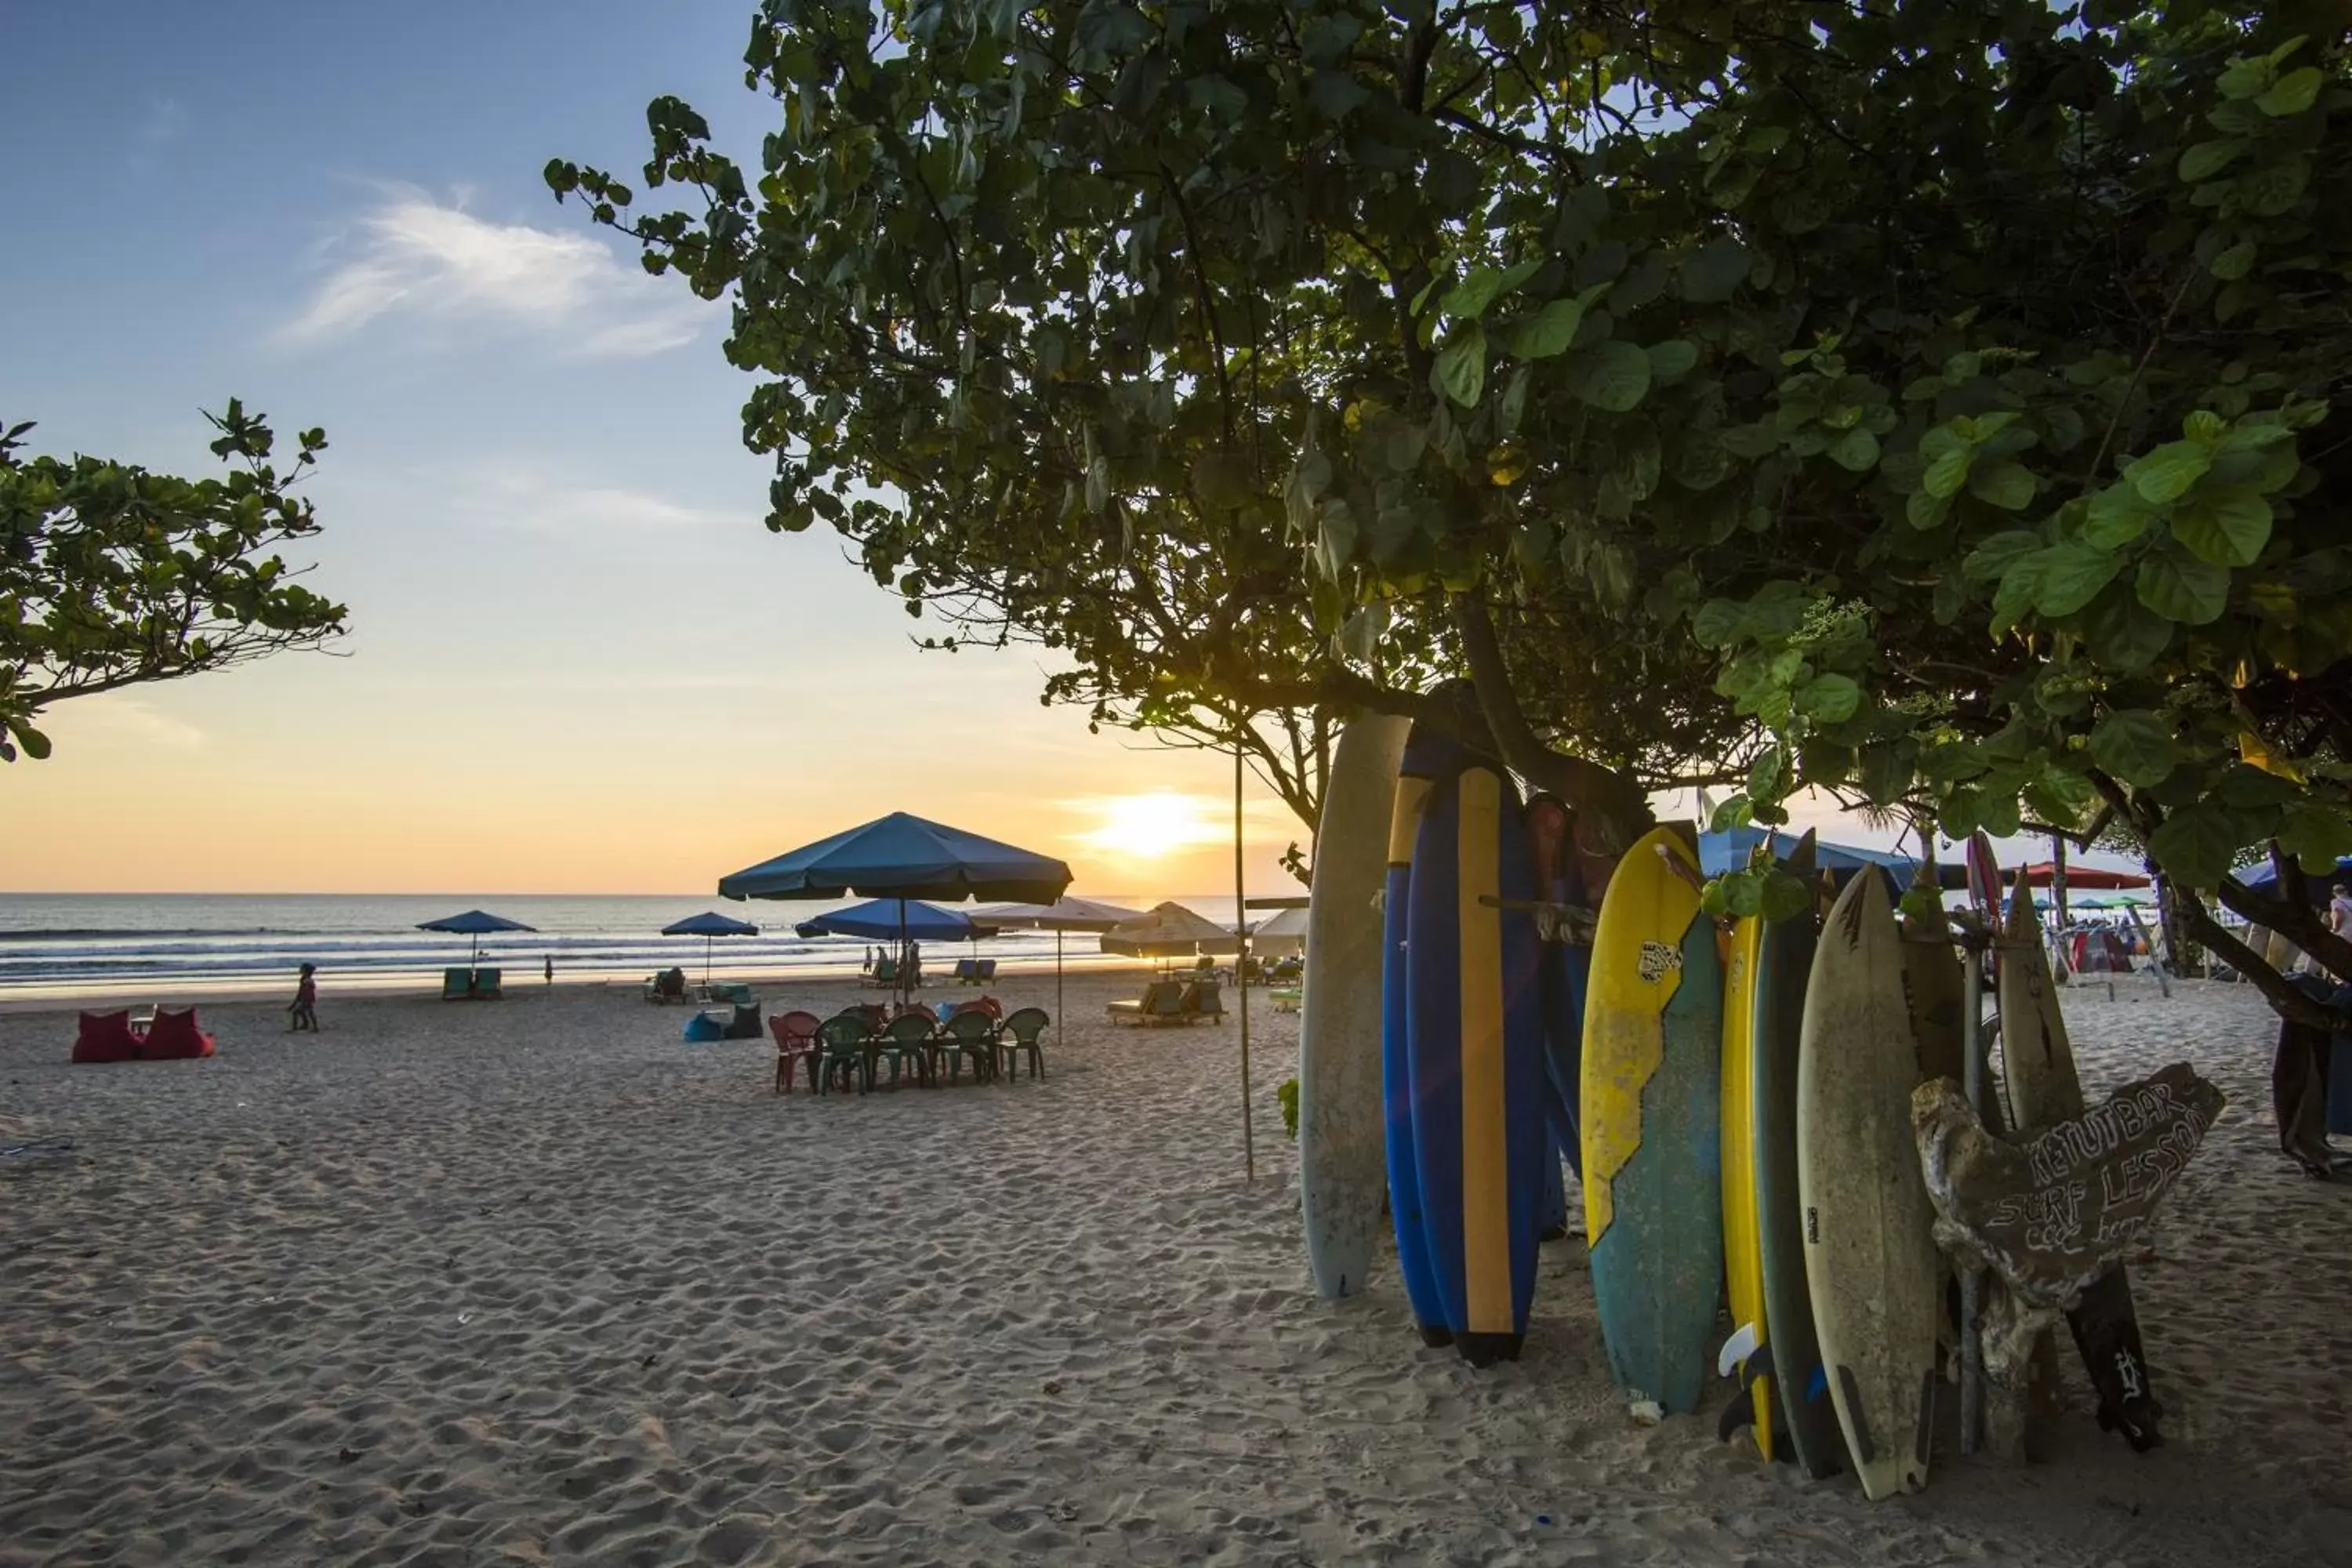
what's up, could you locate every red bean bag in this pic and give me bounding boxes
[140,1007,216,1061]
[72,1011,145,1064]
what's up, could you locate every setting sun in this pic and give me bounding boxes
[1073,792,1228,859]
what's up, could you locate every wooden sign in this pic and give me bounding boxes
[1912,1062,2223,1310]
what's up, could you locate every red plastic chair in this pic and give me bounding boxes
[72,1011,144,1064]
[952,996,1004,1022]
[770,1010,822,1094]
[140,1007,217,1060]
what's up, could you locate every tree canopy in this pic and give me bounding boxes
[550,0,2352,1019]
[0,403,347,762]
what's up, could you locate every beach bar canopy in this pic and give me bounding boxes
[416,909,537,967]
[1249,906,1310,958]
[976,896,1148,1025]
[1698,826,1928,888]
[719,811,1072,905]
[661,910,759,983]
[794,898,999,943]
[1102,902,1241,960]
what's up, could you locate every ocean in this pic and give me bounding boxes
[0,891,1261,1003]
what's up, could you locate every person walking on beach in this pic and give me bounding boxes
[289,964,318,1033]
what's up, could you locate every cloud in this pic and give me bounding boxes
[281,190,704,358]
[60,696,205,751]
[452,462,745,535]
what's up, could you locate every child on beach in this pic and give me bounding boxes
[289,964,318,1033]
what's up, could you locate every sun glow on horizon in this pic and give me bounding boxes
[1072,792,1229,860]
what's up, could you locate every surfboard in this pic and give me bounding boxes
[1584,826,1724,1414]
[1383,720,1452,1346]
[1721,903,1771,1461]
[1749,836,1842,1477]
[1526,793,1589,1182]
[1998,879,2165,1450]
[1301,713,1411,1299]
[1403,742,1548,1366]
[1798,867,1940,1500]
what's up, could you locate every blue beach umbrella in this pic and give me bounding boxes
[1697,826,1926,889]
[721,813,1070,1006]
[794,898,1000,943]
[662,910,760,983]
[416,909,537,967]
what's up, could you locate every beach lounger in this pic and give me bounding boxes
[72,1010,145,1064]
[868,956,900,989]
[951,958,978,985]
[442,967,472,1000]
[140,1007,217,1060]
[771,1011,822,1094]
[975,958,998,982]
[1176,980,1225,1025]
[473,968,504,1000]
[641,967,689,1004]
[1000,1007,1050,1081]
[1108,979,1186,1025]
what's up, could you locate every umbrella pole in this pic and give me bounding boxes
[1055,929,1065,1040]
[1236,740,1254,1184]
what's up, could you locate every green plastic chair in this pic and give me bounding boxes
[938,1009,1000,1083]
[1000,1007,1050,1081]
[877,1012,938,1089]
[815,1013,873,1094]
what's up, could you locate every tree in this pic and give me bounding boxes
[0,402,347,761]
[551,0,2352,1021]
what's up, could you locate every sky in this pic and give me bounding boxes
[0,4,2114,899]
[0,0,1305,898]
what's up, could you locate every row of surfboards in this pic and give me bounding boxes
[1296,702,2161,1500]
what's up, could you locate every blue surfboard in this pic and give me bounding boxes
[1383,718,1452,1346]
[1403,729,1548,1367]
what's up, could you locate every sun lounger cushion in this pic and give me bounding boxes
[72,1010,143,1064]
[140,1007,216,1060]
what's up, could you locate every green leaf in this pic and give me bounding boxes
[1828,428,1880,473]
[1968,461,2036,510]
[2170,488,2272,567]
[1646,339,1699,383]
[2240,158,2310,217]
[1707,793,1754,833]
[2033,542,2122,619]
[1432,324,1486,408]
[2082,587,2176,672]
[2256,66,2323,116]
[1571,340,1652,412]
[1441,267,1505,321]
[1691,598,1748,648]
[2178,139,2249,182]
[1748,743,1791,804]
[1508,297,1587,360]
[1964,530,2040,582]
[2124,441,2212,504]
[2089,710,2180,787]
[1906,490,1951,530]
[2216,56,2272,101]
[1759,870,1813,924]
[5,719,51,761]
[2136,550,2233,625]
[1922,446,1973,499]
[2148,805,2241,889]
[1680,236,1751,303]
[2209,241,2256,281]
[1795,673,1861,723]
[2082,485,2154,548]
[2278,804,2352,874]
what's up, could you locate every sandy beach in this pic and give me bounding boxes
[2,970,2347,1566]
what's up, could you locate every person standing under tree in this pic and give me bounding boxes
[289,964,318,1033]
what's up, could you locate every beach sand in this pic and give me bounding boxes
[2,971,2347,1566]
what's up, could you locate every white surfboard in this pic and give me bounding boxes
[1300,713,1410,1298]
[1797,869,1941,1500]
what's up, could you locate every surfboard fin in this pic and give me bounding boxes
[1806,1363,1830,1403]
[1715,1322,1761,1379]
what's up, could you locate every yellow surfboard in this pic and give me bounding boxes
[1722,913,1770,1461]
